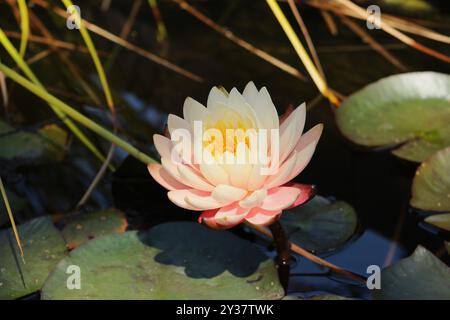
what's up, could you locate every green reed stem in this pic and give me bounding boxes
[17,0,29,57]
[0,63,157,165]
[0,176,24,259]
[0,28,107,164]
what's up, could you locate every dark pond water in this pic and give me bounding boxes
[2,0,450,299]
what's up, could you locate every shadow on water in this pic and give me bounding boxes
[137,221,268,279]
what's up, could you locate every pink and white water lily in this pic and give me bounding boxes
[148,82,323,229]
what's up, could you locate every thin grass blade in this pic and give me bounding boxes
[0,176,24,259]
[17,0,30,57]
[0,63,156,165]
[266,0,339,106]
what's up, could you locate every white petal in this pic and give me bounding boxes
[199,161,230,186]
[148,164,188,191]
[207,86,228,110]
[224,161,252,189]
[183,97,209,126]
[239,189,267,208]
[211,184,247,203]
[242,81,259,108]
[153,134,172,159]
[256,87,279,130]
[279,124,323,185]
[167,114,191,135]
[245,207,281,226]
[161,157,207,190]
[161,157,186,184]
[264,151,298,189]
[227,88,259,128]
[167,189,206,211]
[214,204,250,227]
[279,103,306,163]
[185,193,224,210]
[228,87,248,107]
[285,139,320,183]
[247,164,268,191]
[177,163,214,191]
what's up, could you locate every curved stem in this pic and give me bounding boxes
[268,221,290,292]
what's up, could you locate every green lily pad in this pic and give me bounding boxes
[279,196,358,253]
[425,213,450,232]
[62,208,128,249]
[336,72,450,162]
[411,147,450,212]
[0,216,67,299]
[374,245,450,300]
[0,121,67,164]
[42,222,284,300]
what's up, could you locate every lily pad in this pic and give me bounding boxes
[425,213,450,232]
[336,72,450,162]
[280,196,358,253]
[411,147,450,212]
[374,245,450,300]
[0,216,67,299]
[42,222,284,300]
[0,121,67,164]
[62,208,128,249]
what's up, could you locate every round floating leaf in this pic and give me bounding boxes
[425,213,450,232]
[0,216,67,299]
[411,147,450,212]
[279,196,358,253]
[0,121,67,164]
[374,245,450,300]
[62,208,128,249]
[42,222,283,300]
[336,72,450,162]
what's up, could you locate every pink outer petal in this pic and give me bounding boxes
[266,124,323,189]
[153,134,172,159]
[259,186,301,211]
[148,164,188,191]
[245,207,281,226]
[199,203,250,230]
[285,124,323,182]
[198,209,221,229]
[239,189,267,208]
[285,183,317,209]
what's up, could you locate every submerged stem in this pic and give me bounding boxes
[268,221,290,292]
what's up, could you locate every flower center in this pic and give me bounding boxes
[203,108,256,158]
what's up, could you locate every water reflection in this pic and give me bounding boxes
[288,229,407,299]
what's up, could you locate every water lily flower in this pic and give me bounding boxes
[148,82,322,229]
